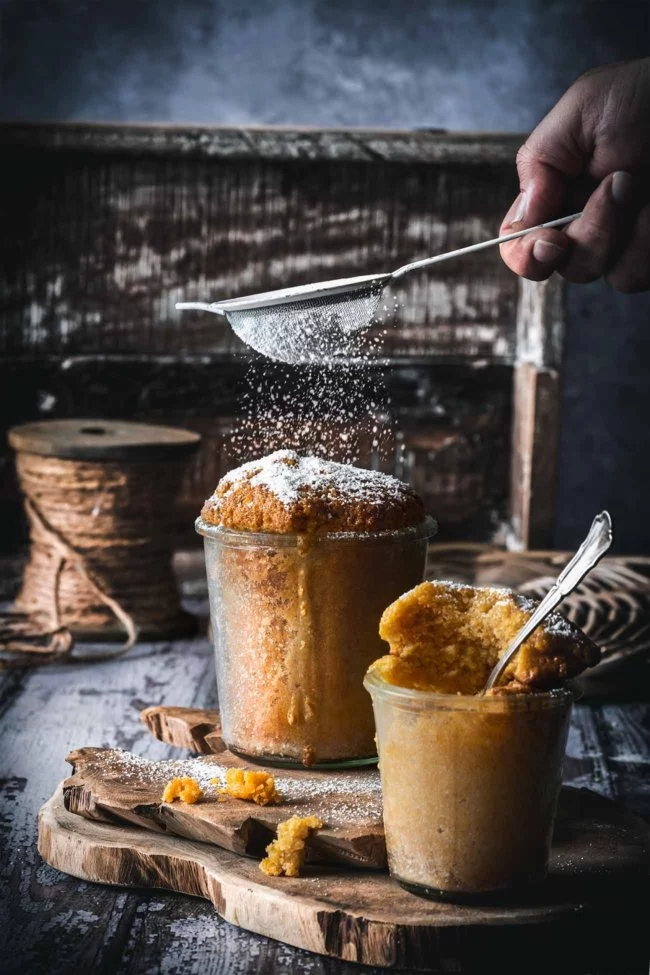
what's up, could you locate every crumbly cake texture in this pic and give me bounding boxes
[162,777,204,804]
[216,768,281,806]
[371,580,600,695]
[259,815,324,877]
[201,450,425,534]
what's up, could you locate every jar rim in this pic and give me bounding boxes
[195,514,437,545]
[363,668,577,710]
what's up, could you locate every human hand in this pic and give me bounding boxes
[500,58,650,292]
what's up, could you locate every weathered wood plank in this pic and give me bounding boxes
[564,701,650,819]
[62,745,387,868]
[0,122,523,165]
[509,363,561,549]
[515,276,565,371]
[0,152,520,359]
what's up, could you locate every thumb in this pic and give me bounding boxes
[501,156,568,232]
[499,158,572,280]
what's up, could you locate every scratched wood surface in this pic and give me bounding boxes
[37,785,650,971]
[1,557,649,973]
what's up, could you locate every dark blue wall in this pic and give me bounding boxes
[1,0,647,130]
[2,0,649,552]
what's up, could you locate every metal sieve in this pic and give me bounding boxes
[177,213,581,364]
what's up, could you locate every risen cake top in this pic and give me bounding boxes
[200,450,426,534]
[370,580,600,695]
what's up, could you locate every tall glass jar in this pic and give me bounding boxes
[197,516,436,768]
[365,669,574,899]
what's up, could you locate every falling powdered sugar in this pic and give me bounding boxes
[229,296,401,471]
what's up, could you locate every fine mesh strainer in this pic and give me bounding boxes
[176,213,581,364]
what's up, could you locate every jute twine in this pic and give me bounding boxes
[3,451,193,667]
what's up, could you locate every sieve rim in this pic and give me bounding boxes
[212,272,390,312]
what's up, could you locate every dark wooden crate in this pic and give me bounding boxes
[0,123,563,548]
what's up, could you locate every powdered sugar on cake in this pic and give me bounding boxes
[201,449,425,534]
[217,450,412,509]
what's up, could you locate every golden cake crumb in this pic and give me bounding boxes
[259,815,323,877]
[215,768,281,806]
[371,580,599,694]
[162,777,204,804]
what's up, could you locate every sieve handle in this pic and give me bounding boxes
[176,302,226,316]
[391,212,583,279]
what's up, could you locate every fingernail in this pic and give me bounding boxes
[532,239,565,264]
[504,191,528,226]
[513,191,528,223]
[611,170,632,205]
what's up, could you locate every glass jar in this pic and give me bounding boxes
[364,669,574,899]
[197,516,436,768]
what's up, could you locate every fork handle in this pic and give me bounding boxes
[483,511,613,691]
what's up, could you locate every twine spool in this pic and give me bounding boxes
[8,419,201,661]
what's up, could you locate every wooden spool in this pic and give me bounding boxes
[9,419,201,643]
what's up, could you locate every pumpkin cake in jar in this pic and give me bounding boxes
[365,581,601,899]
[196,450,435,767]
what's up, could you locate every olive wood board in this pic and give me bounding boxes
[63,745,386,869]
[40,785,650,970]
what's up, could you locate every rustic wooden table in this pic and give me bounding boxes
[2,577,650,974]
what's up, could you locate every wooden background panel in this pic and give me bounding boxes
[1,146,519,360]
[0,125,558,549]
[0,124,523,166]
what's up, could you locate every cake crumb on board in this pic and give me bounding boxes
[260,815,324,877]
[215,768,281,806]
[161,777,204,804]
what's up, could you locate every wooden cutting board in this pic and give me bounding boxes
[63,745,385,869]
[40,784,650,970]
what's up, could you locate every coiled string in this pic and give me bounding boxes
[2,451,194,667]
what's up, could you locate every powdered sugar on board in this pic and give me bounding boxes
[212,449,415,510]
[67,747,383,829]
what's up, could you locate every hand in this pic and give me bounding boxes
[500,59,650,292]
